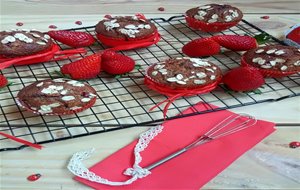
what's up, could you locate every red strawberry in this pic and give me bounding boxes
[0,74,8,88]
[213,35,258,51]
[61,53,101,79]
[102,51,135,75]
[223,67,265,92]
[48,30,95,48]
[182,38,221,57]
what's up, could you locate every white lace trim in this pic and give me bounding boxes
[67,125,164,186]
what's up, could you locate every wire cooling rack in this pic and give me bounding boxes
[1,15,299,151]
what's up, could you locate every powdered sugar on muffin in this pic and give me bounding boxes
[0,29,53,57]
[243,45,300,73]
[186,4,243,23]
[147,57,222,89]
[96,15,157,40]
[17,78,97,115]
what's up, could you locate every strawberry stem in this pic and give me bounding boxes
[249,89,262,94]
[92,41,99,46]
[114,73,130,79]
[53,70,71,79]
[134,64,141,70]
[254,33,271,45]
[221,84,263,94]
[114,74,122,79]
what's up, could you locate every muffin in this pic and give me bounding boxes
[95,15,159,48]
[17,78,97,115]
[185,4,243,32]
[241,45,300,78]
[0,29,61,70]
[0,29,53,58]
[145,57,222,96]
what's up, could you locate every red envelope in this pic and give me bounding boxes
[75,103,275,189]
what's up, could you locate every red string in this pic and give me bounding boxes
[0,132,43,150]
[52,48,87,61]
[145,75,221,118]
[0,44,87,70]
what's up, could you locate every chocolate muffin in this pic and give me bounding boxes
[185,4,243,32]
[0,29,53,58]
[241,45,300,77]
[146,57,222,90]
[95,15,157,40]
[17,78,97,115]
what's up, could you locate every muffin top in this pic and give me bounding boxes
[95,15,157,40]
[147,57,222,89]
[186,4,243,23]
[17,78,97,115]
[243,45,300,72]
[0,29,53,58]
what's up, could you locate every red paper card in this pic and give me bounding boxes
[75,103,275,189]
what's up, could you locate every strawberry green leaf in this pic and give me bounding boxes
[114,73,130,79]
[92,41,99,46]
[114,74,122,79]
[254,33,271,45]
[251,89,263,94]
[134,64,141,70]
[7,81,14,86]
[243,88,263,94]
[221,84,263,94]
[53,70,71,79]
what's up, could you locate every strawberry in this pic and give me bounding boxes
[101,51,135,75]
[61,53,101,80]
[223,67,265,92]
[0,74,8,88]
[182,38,221,57]
[48,30,95,48]
[213,35,258,51]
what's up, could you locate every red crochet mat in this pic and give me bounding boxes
[75,103,275,190]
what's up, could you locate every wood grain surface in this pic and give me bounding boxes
[1,0,300,14]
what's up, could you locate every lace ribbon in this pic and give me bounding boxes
[67,125,164,186]
[0,44,86,70]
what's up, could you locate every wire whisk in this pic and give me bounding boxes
[145,114,257,171]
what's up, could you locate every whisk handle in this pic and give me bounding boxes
[145,148,187,171]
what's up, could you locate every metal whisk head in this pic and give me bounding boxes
[146,114,257,170]
[186,114,257,150]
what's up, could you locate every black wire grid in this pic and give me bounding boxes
[0,15,299,151]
